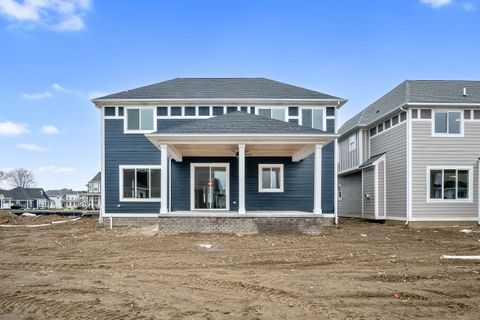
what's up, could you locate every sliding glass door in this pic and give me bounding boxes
[192,164,229,210]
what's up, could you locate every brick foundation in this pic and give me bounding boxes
[103,216,328,235]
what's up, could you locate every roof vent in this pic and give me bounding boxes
[463,87,467,97]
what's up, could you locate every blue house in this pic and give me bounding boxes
[92,78,346,233]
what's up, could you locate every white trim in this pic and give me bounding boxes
[238,144,246,214]
[124,107,157,134]
[258,164,284,193]
[431,109,464,137]
[190,163,230,211]
[374,163,379,218]
[313,144,323,214]
[168,157,172,213]
[118,165,162,203]
[160,145,168,214]
[478,159,480,224]
[167,145,183,162]
[292,145,315,162]
[408,102,480,107]
[100,107,105,222]
[426,166,474,203]
[406,108,412,222]
[361,169,364,218]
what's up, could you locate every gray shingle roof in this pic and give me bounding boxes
[359,153,386,169]
[339,80,480,135]
[1,187,49,200]
[155,111,332,135]
[88,172,101,183]
[93,78,344,101]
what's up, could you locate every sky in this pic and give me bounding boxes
[0,0,479,191]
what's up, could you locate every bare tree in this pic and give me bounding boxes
[8,168,36,188]
[0,170,9,182]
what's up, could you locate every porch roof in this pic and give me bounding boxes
[155,111,331,135]
[145,112,336,160]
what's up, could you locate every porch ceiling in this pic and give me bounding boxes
[172,143,308,157]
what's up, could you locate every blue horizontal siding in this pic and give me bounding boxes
[105,119,161,214]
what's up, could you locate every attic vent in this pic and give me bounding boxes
[376,110,380,114]
[463,87,467,97]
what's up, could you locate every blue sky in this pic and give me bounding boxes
[0,0,479,190]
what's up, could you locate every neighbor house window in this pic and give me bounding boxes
[120,166,161,201]
[258,164,284,192]
[126,108,155,132]
[258,108,286,121]
[338,184,343,200]
[302,108,324,130]
[428,167,471,201]
[348,134,357,152]
[434,111,462,135]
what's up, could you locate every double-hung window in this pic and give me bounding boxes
[258,164,284,192]
[428,167,471,201]
[433,111,462,136]
[126,108,155,133]
[120,166,161,201]
[301,108,324,130]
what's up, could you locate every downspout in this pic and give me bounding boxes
[400,106,411,225]
[334,101,339,225]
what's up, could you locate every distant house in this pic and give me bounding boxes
[46,189,86,209]
[86,172,101,210]
[0,187,50,209]
[338,80,480,222]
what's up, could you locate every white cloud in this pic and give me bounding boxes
[0,0,92,32]
[88,91,109,99]
[420,0,452,8]
[39,165,76,173]
[462,2,477,11]
[0,121,29,136]
[18,143,49,152]
[41,125,59,134]
[22,91,52,100]
[52,83,67,92]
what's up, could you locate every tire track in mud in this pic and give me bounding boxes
[151,272,339,318]
[0,292,149,320]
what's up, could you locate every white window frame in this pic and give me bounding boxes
[124,107,157,134]
[348,134,357,152]
[426,165,473,203]
[299,107,327,131]
[119,165,162,202]
[432,109,464,137]
[255,106,287,121]
[258,164,284,193]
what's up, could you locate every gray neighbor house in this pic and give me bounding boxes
[92,78,346,233]
[338,80,480,223]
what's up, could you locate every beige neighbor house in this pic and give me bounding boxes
[337,80,480,223]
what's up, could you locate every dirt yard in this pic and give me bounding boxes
[0,213,479,319]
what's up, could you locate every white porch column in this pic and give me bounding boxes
[313,144,323,215]
[160,144,168,214]
[238,144,246,214]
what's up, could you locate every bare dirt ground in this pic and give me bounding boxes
[0,214,479,319]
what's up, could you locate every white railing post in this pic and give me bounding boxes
[313,144,323,214]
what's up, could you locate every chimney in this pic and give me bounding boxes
[463,87,467,97]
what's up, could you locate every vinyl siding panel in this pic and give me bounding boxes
[338,131,359,172]
[105,119,161,214]
[378,161,385,218]
[412,119,480,220]
[338,172,362,217]
[370,123,407,219]
[362,167,375,218]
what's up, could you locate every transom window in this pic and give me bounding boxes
[301,108,324,130]
[428,168,471,201]
[258,164,284,192]
[434,111,462,135]
[126,108,155,132]
[120,166,161,201]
